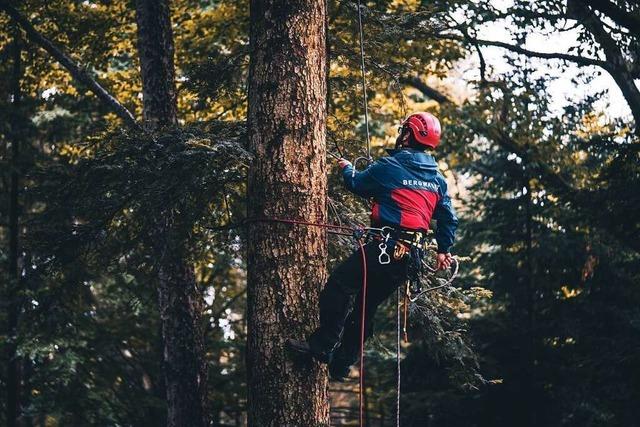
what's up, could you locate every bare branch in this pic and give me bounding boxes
[567,1,640,130]
[400,76,453,104]
[0,1,140,129]
[440,27,639,130]
[438,33,609,70]
[403,76,575,193]
[577,0,640,35]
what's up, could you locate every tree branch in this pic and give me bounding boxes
[567,1,640,130]
[577,0,640,35]
[441,27,640,130]
[400,76,453,104]
[403,75,575,193]
[438,33,609,70]
[0,1,139,129]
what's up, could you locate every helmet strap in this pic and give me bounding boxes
[395,126,412,149]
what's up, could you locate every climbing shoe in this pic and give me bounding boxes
[286,338,333,364]
[328,360,351,382]
[328,346,356,382]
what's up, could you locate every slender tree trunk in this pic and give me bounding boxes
[6,24,22,427]
[246,1,330,425]
[524,178,536,427]
[134,1,208,426]
[135,0,177,129]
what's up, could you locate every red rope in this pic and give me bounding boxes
[206,216,359,236]
[214,215,373,422]
[255,216,357,233]
[357,239,368,426]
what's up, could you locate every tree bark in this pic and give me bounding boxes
[246,0,330,425]
[135,0,178,129]
[5,23,22,427]
[134,1,208,426]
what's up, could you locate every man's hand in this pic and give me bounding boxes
[337,158,352,169]
[436,253,453,270]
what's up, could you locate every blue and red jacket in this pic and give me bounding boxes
[342,149,458,253]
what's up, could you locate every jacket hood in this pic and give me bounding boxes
[385,148,438,172]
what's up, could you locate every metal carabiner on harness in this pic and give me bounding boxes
[378,242,391,265]
[378,227,392,265]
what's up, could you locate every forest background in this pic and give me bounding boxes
[1,0,639,426]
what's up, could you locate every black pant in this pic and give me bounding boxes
[309,240,409,365]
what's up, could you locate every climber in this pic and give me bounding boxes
[287,112,458,381]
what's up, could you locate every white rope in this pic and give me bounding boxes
[356,0,372,160]
[409,258,460,302]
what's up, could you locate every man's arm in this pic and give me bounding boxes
[339,159,383,198]
[433,179,458,254]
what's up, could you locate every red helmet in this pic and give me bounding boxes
[401,112,441,149]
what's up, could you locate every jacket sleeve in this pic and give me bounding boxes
[342,161,384,198]
[433,178,458,253]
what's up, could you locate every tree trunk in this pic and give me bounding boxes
[134,1,208,426]
[246,1,330,425]
[5,24,22,427]
[524,177,537,427]
[135,0,178,129]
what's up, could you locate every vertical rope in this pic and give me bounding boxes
[403,282,410,342]
[396,287,401,427]
[358,239,368,427]
[356,0,371,160]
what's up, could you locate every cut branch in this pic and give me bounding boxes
[0,1,139,129]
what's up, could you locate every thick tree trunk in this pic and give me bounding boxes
[246,1,330,425]
[134,1,208,426]
[5,24,22,427]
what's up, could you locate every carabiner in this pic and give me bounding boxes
[378,242,391,265]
